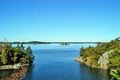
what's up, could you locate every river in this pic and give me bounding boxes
[0,44,110,80]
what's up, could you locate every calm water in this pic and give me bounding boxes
[0,44,110,80]
[23,44,110,80]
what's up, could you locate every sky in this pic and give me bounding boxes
[0,0,120,42]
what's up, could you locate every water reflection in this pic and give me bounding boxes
[0,67,28,80]
[79,63,110,80]
[0,70,13,79]
[23,64,35,80]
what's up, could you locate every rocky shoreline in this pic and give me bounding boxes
[1,66,27,80]
[0,63,21,70]
[75,56,108,69]
[75,38,120,80]
[0,63,29,70]
[0,63,29,80]
[75,57,97,68]
[75,49,111,70]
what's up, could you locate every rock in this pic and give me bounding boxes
[1,67,27,80]
[0,63,21,70]
[97,50,113,69]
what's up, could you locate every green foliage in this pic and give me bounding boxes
[0,43,34,65]
[24,46,34,64]
[79,37,120,79]
[1,48,8,65]
[109,46,120,79]
[110,70,120,80]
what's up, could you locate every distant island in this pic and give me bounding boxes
[60,42,70,46]
[75,37,120,80]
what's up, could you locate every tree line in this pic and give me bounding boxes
[0,43,34,65]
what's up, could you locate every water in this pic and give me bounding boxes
[23,44,110,80]
[0,70,13,79]
[0,44,110,80]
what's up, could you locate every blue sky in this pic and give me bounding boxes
[0,0,120,42]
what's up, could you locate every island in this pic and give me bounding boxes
[60,42,70,46]
[75,37,120,80]
[0,43,34,79]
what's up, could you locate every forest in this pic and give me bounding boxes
[0,43,34,66]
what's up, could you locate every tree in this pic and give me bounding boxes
[0,43,35,65]
[80,46,84,56]
[26,46,34,64]
[1,48,8,65]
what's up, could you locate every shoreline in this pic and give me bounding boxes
[0,63,29,70]
[75,56,108,70]
[1,66,27,80]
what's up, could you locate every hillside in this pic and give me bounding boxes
[76,38,120,80]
